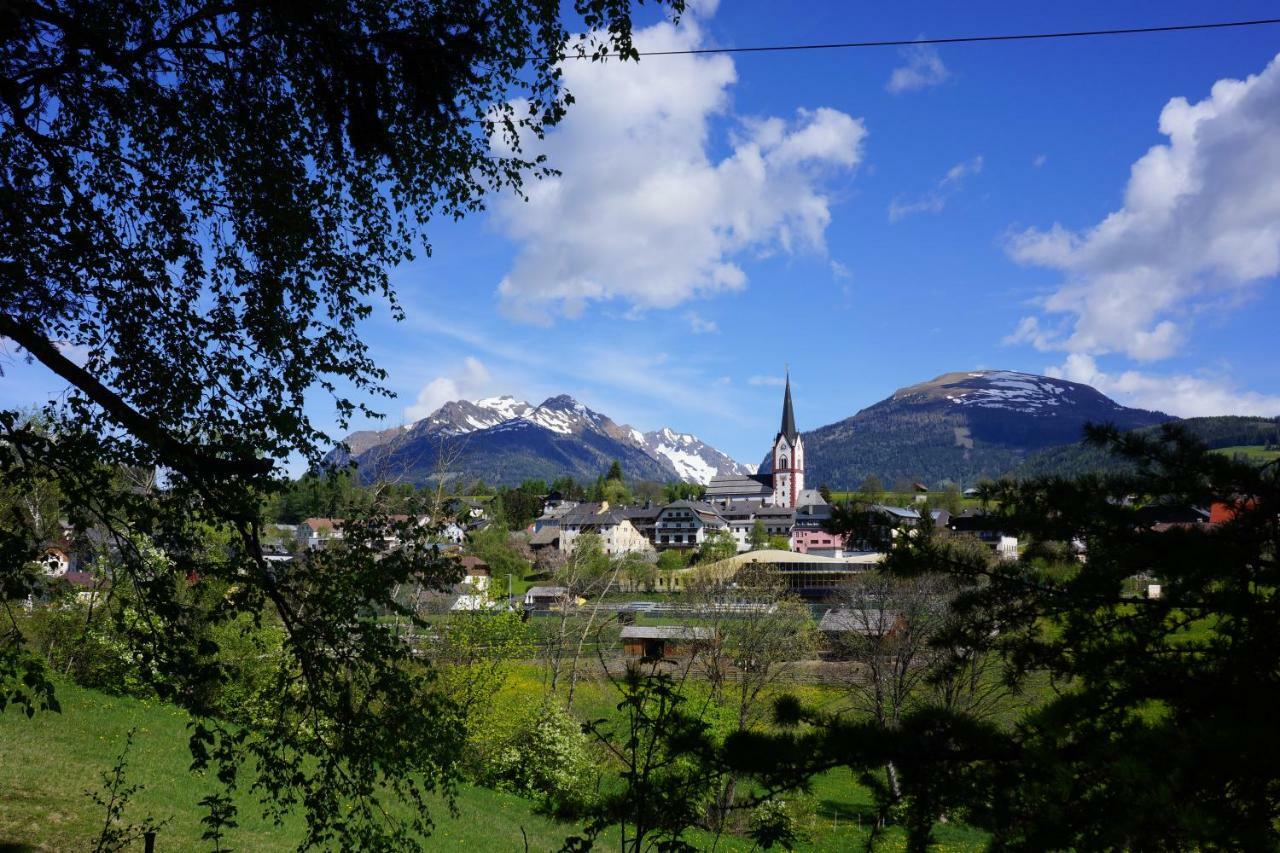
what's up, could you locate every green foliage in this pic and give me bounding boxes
[747,797,811,850]
[749,519,769,550]
[88,728,169,853]
[484,701,597,818]
[467,524,532,586]
[566,664,722,852]
[655,549,689,572]
[606,460,625,482]
[719,424,1280,850]
[662,481,707,503]
[697,529,737,563]
[1,2,678,845]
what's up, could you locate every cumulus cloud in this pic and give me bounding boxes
[1007,54,1280,362]
[404,357,494,421]
[888,155,982,222]
[492,16,866,323]
[1048,354,1280,417]
[886,43,950,94]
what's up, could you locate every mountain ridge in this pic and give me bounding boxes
[335,394,750,486]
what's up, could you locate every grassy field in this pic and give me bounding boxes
[1212,444,1280,463]
[0,680,576,852]
[2,672,989,851]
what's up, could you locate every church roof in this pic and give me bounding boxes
[779,373,798,444]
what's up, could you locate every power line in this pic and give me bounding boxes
[595,18,1280,59]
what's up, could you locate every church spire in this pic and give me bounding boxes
[779,370,798,444]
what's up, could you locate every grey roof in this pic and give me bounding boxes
[528,526,561,546]
[525,585,569,598]
[624,506,662,522]
[621,626,715,640]
[819,608,902,634]
[779,373,798,444]
[795,489,827,508]
[871,504,921,520]
[562,503,631,526]
[705,474,773,497]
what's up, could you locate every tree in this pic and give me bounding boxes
[716,425,1280,850]
[859,474,885,505]
[663,481,707,503]
[655,548,688,573]
[0,2,678,846]
[606,460,625,482]
[698,528,737,563]
[686,565,815,827]
[748,520,769,551]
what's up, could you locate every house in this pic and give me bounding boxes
[653,500,729,549]
[459,555,491,592]
[716,501,795,552]
[297,517,343,549]
[620,625,715,660]
[527,522,561,552]
[559,502,653,556]
[791,501,848,556]
[948,513,1018,557]
[523,585,573,611]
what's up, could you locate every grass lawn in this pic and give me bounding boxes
[3,673,989,852]
[0,680,578,852]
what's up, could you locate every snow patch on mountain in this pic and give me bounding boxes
[638,428,751,484]
[942,370,1122,413]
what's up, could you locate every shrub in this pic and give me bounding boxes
[483,700,596,818]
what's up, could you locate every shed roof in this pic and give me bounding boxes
[819,608,902,634]
[621,626,715,640]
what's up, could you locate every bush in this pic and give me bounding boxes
[482,700,596,818]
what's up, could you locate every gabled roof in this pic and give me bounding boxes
[525,585,568,598]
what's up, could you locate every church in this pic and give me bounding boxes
[705,374,821,508]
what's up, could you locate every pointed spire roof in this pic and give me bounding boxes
[779,371,798,444]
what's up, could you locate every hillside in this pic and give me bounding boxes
[798,370,1173,488]
[1014,415,1280,478]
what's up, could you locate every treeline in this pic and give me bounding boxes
[265,462,707,529]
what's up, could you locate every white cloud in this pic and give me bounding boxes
[1007,54,1280,362]
[1032,153,1048,168]
[687,312,719,334]
[888,155,982,222]
[748,375,786,387]
[404,357,494,421]
[1048,354,1280,417]
[492,16,866,323]
[886,43,950,94]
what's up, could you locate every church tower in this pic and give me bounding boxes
[771,373,804,507]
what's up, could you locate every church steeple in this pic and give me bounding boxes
[779,371,798,444]
[771,369,804,508]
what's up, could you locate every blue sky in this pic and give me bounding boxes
[5,1,1280,469]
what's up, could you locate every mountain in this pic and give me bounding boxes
[638,427,754,483]
[797,370,1174,488]
[336,395,747,487]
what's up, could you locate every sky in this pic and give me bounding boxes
[5,1,1280,469]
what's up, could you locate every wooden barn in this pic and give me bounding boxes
[620,626,715,660]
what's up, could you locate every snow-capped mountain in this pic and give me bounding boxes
[638,427,754,483]
[893,370,1137,414]
[799,369,1173,488]
[335,395,747,486]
